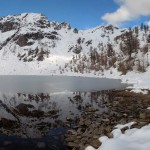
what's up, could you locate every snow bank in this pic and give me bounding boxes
[86,123,150,150]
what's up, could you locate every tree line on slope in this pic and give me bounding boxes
[62,24,150,75]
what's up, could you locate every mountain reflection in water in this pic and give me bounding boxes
[0,76,128,149]
[0,91,113,138]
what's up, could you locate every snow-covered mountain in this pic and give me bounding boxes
[0,13,149,75]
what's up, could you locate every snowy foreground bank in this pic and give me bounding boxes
[86,123,150,150]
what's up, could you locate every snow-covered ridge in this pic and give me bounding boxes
[0,13,125,73]
[0,13,150,91]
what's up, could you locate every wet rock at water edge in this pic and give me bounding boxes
[67,142,79,148]
[121,126,129,134]
[89,139,101,149]
[67,129,77,136]
[65,135,77,142]
[66,117,74,122]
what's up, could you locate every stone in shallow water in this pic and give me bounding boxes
[84,120,92,126]
[102,118,110,122]
[121,126,129,134]
[139,113,146,119]
[67,142,78,148]
[107,132,113,138]
[85,107,96,112]
[66,117,74,122]
[90,139,101,149]
[67,129,77,135]
[79,118,85,126]
[144,109,150,118]
[65,135,77,142]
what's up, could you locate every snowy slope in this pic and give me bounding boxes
[0,13,126,74]
[0,13,150,90]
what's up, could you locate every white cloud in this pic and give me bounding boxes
[102,0,150,26]
[145,21,150,26]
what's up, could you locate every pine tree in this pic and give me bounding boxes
[140,23,144,30]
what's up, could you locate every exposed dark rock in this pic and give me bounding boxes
[36,20,49,28]
[73,28,78,34]
[16,35,29,47]
[0,21,19,32]
[44,33,58,40]
[16,33,44,47]
[51,31,58,35]
[85,40,92,46]
[67,24,71,30]
[48,110,59,116]
[54,25,62,30]
[72,45,82,54]
[105,25,114,31]
[0,118,19,129]
[31,110,44,118]
[37,51,45,61]
[15,103,44,117]
[60,22,69,28]
[77,38,82,44]
[16,103,34,114]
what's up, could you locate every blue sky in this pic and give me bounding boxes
[0,0,150,29]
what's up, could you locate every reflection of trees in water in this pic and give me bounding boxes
[68,92,83,111]
[0,93,60,137]
[73,95,83,103]
[88,91,110,111]
[0,91,113,137]
[27,93,51,102]
[68,91,111,112]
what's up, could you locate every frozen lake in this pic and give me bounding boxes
[0,75,127,93]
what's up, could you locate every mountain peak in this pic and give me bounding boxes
[1,13,47,21]
[0,13,49,29]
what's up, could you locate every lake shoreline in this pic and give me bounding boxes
[64,89,150,150]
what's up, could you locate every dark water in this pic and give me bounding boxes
[0,76,128,150]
